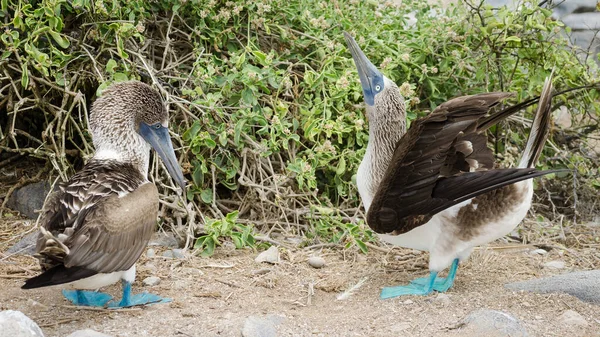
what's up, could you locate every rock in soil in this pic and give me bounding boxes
[558,310,588,327]
[0,310,45,337]
[148,232,179,248]
[241,314,285,337]
[66,329,113,337]
[505,270,600,305]
[143,276,161,286]
[162,249,186,259]
[5,181,52,219]
[307,256,326,269]
[456,309,528,337]
[543,260,566,269]
[6,231,38,255]
[255,246,279,264]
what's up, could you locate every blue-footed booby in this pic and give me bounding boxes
[22,81,186,308]
[344,32,560,298]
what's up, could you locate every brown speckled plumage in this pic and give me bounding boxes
[23,82,172,289]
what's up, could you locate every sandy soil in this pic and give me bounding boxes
[1,216,599,337]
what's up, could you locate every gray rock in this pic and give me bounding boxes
[6,181,52,219]
[6,231,38,255]
[307,256,326,269]
[562,13,600,31]
[148,232,179,248]
[559,310,588,327]
[143,276,161,286]
[171,248,186,259]
[457,309,528,337]
[66,329,113,337]
[543,260,566,269]
[255,246,279,264]
[241,315,284,337]
[505,270,600,305]
[529,248,547,255]
[0,310,44,337]
[161,249,186,259]
[433,293,451,305]
[553,0,598,19]
[146,248,155,258]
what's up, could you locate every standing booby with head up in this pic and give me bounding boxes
[344,32,559,298]
[22,81,186,308]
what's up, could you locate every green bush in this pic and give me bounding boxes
[1,0,598,254]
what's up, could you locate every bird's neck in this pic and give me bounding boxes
[92,132,151,179]
[358,104,406,211]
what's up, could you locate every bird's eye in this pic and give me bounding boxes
[375,85,381,91]
[154,123,161,129]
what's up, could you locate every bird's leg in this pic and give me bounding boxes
[107,280,171,308]
[62,289,113,307]
[409,258,459,292]
[380,271,437,299]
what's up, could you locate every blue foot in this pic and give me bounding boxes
[107,280,171,308]
[381,271,437,299]
[410,258,459,292]
[62,289,113,307]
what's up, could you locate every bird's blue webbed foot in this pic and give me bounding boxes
[62,289,113,307]
[107,280,171,308]
[409,258,459,292]
[380,271,437,299]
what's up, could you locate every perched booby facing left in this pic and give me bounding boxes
[344,32,560,298]
[22,81,186,308]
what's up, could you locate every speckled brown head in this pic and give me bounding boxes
[89,81,185,190]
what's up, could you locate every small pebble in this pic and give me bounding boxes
[307,256,326,269]
[403,299,413,305]
[172,248,186,259]
[255,246,280,264]
[161,249,186,259]
[144,263,157,272]
[530,248,547,255]
[252,268,272,275]
[559,309,588,327]
[67,329,113,337]
[143,276,161,286]
[543,260,566,269]
[146,248,155,258]
[434,293,451,305]
[26,299,48,310]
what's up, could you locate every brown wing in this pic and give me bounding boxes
[366,92,538,234]
[63,182,158,273]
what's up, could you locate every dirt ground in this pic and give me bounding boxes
[1,216,599,337]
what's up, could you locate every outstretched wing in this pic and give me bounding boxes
[365,92,544,234]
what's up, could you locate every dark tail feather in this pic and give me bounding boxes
[431,168,569,213]
[476,80,596,132]
[22,265,97,289]
[519,73,554,168]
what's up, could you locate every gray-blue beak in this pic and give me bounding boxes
[344,32,384,106]
[139,122,186,191]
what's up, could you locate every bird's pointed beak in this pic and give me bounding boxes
[139,122,186,191]
[344,32,382,106]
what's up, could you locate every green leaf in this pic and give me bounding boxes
[113,72,128,82]
[21,64,29,89]
[105,59,118,73]
[234,119,246,146]
[336,156,346,175]
[200,188,213,204]
[252,50,267,66]
[48,31,69,48]
[505,36,521,43]
[192,165,204,186]
[355,239,368,254]
[241,88,255,105]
